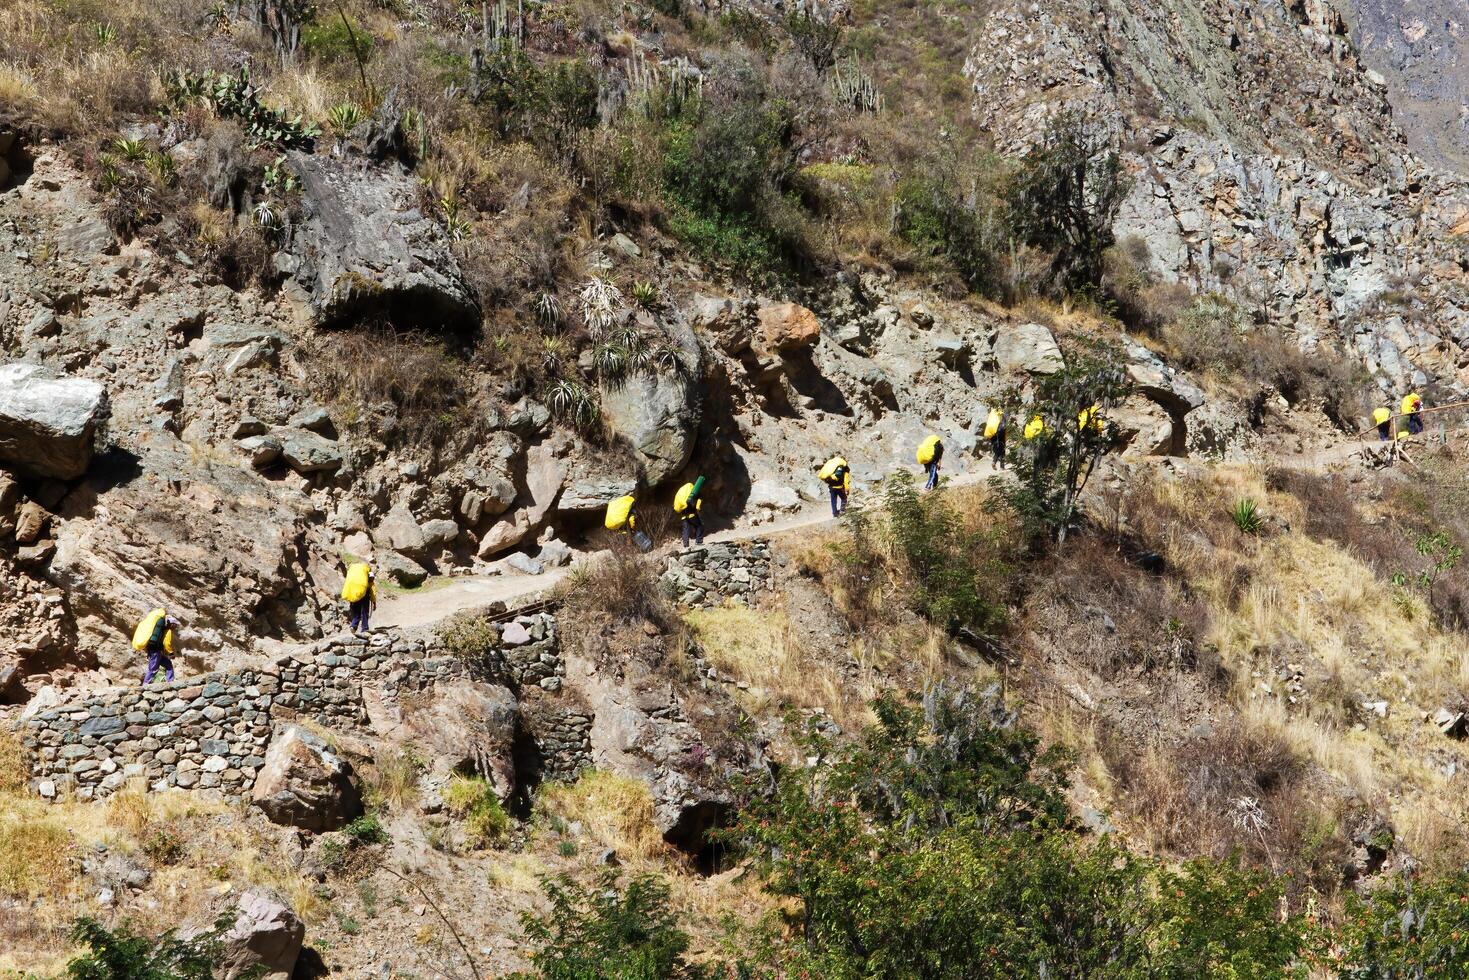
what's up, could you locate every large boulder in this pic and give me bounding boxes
[991,323,1063,374]
[374,502,428,558]
[601,326,703,487]
[405,680,520,798]
[0,363,110,480]
[758,301,821,353]
[251,725,363,832]
[1124,340,1205,417]
[220,890,304,980]
[282,153,479,332]
[558,479,637,515]
[277,428,342,475]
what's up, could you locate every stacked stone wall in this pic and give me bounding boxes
[18,610,585,802]
[661,540,775,608]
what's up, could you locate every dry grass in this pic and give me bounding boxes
[535,770,669,866]
[365,747,424,812]
[1054,463,1469,884]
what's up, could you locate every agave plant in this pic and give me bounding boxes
[652,343,683,374]
[95,154,122,192]
[146,150,177,186]
[577,276,624,343]
[533,291,561,329]
[546,378,598,430]
[1230,498,1261,535]
[631,280,659,310]
[327,101,364,134]
[540,336,570,374]
[253,200,280,229]
[593,341,630,381]
[112,137,148,161]
[439,192,471,241]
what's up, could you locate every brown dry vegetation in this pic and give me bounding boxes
[1018,460,1469,910]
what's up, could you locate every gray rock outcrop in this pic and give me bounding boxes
[282,153,479,332]
[0,363,109,480]
[406,679,520,798]
[601,326,704,487]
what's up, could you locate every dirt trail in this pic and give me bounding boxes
[377,462,1002,629]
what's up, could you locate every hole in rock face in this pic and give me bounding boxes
[663,800,730,876]
[0,128,35,191]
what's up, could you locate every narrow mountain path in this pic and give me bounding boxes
[377,461,1003,629]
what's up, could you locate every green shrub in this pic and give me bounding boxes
[1008,110,1129,294]
[472,45,599,163]
[786,8,842,71]
[722,688,1309,977]
[66,916,230,979]
[301,14,376,63]
[658,95,808,279]
[1335,870,1469,976]
[870,473,1016,640]
[1231,498,1262,535]
[345,813,388,845]
[444,775,510,849]
[511,872,700,980]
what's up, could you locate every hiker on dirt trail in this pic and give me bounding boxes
[819,455,851,517]
[341,561,378,634]
[917,434,944,491]
[1402,392,1424,435]
[134,608,181,685]
[1373,406,1392,441]
[984,407,1007,470]
[605,493,653,552]
[674,477,706,548]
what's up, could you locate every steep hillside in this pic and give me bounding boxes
[1343,0,1469,173]
[5,0,1469,975]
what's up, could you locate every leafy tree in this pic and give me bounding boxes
[513,872,705,980]
[786,7,842,72]
[723,688,1307,978]
[1000,338,1132,544]
[1335,869,1469,977]
[1009,110,1130,294]
[66,916,234,980]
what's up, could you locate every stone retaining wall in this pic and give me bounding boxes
[662,540,775,608]
[19,611,584,802]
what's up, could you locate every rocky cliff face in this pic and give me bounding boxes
[968,0,1469,394]
[1342,0,1469,173]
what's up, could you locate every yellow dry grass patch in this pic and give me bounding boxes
[1127,465,1469,866]
[535,771,668,866]
[0,740,323,969]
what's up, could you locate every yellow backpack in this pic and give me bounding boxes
[916,435,941,465]
[1024,415,1045,440]
[818,457,848,483]
[983,409,1002,440]
[605,494,636,531]
[673,483,700,514]
[342,562,372,602]
[132,608,174,654]
[1372,407,1391,426]
[1078,405,1102,433]
[1402,393,1422,415]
